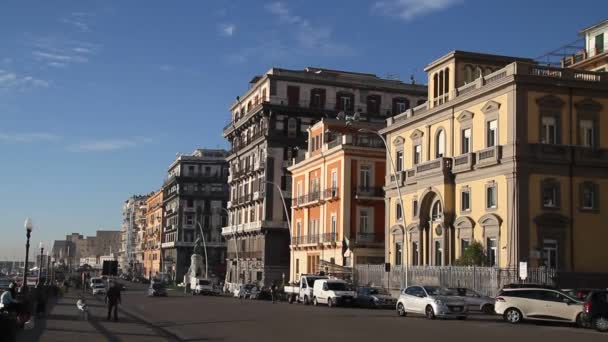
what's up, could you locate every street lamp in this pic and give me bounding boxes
[38,242,44,285]
[22,218,33,293]
[221,207,239,286]
[358,128,409,289]
[265,181,293,282]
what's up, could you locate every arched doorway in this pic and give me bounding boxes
[418,189,450,266]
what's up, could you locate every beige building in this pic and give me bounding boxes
[562,19,608,72]
[144,190,163,279]
[382,50,608,272]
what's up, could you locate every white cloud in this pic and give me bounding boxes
[61,12,92,32]
[0,132,61,143]
[0,69,50,90]
[33,51,88,64]
[372,0,461,20]
[220,24,236,37]
[69,138,151,152]
[30,37,101,68]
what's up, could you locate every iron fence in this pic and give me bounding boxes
[353,265,556,297]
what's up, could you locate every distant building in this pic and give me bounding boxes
[144,190,163,279]
[119,195,148,275]
[52,230,120,270]
[562,19,608,71]
[161,149,229,283]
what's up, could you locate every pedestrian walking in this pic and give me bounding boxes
[271,282,277,304]
[105,281,121,322]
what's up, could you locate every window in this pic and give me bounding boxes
[393,98,410,114]
[461,189,470,211]
[580,120,594,148]
[431,201,442,220]
[542,239,558,269]
[310,88,326,109]
[414,145,422,165]
[395,242,403,266]
[461,239,470,254]
[581,182,598,210]
[287,117,297,138]
[297,182,302,203]
[330,215,337,236]
[287,86,300,107]
[542,182,559,208]
[412,200,418,217]
[412,241,419,265]
[367,95,381,114]
[396,151,404,171]
[359,164,371,189]
[434,241,443,266]
[435,129,445,158]
[464,65,474,83]
[185,214,194,225]
[359,208,371,233]
[396,203,403,221]
[187,199,194,208]
[188,165,195,174]
[595,33,604,55]
[337,93,353,112]
[295,259,299,274]
[461,128,471,154]
[296,221,302,239]
[487,238,497,266]
[487,120,497,147]
[541,116,557,144]
[486,183,497,209]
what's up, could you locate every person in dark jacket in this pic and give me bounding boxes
[105,281,121,321]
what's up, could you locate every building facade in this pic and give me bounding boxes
[161,149,229,283]
[120,195,148,275]
[222,67,426,287]
[382,50,608,272]
[144,190,164,279]
[288,119,386,282]
[562,19,608,72]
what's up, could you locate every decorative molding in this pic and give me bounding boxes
[479,213,502,227]
[533,213,569,226]
[481,100,501,113]
[535,94,564,109]
[393,136,405,146]
[410,129,424,140]
[457,110,474,122]
[454,216,475,229]
[575,98,602,113]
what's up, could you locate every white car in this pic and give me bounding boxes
[193,279,214,295]
[234,284,260,299]
[495,287,584,325]
[396,285,467,319]
[312,279,356,307]
[92,284,106,296]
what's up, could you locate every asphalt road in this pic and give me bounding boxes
[92,283,607,342]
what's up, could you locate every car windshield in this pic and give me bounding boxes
[306,277,324,287]
[365,288,388,295]
[244,284,255,290]
[327,282,352,291]
[423,286,453,296]
[199,280,210,285]
[94,284,105,288]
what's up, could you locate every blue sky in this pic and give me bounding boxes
[0,0,605,259]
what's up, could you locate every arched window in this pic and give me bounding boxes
[438,70,444,96]
[261,88,267,102]
[474,67,482,79]
[435,129,445,158]
[444,68,449,95]
[247,101,252,112]
[396,203,403,221]
[433,73,439,98]
[431,201,442,220]
[464,65,473,83]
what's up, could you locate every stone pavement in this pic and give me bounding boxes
[17,291,170,342]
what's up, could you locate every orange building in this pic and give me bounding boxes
[288,119,386,281]
[144,190,163,279]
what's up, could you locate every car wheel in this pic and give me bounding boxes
[482,304,495,315]
[370,299,377,309]
[504,308,523,324]
[288,295,294,304]
[425,305,436,320]
[327,298,334,308]
[303,296,310,305]
[313,297,319,306]
[575,313,586,328]
[397,303,407,317]
[594,316,608,332]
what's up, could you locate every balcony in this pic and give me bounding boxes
[355,232,383,244]
[355,186,384,200]
[452,152,476,173]
[404,168,416,185]
[386,171,405,188]
[573,147,608,167]
[294,191,322,208]
[324,187,339,201]
[476,146,502,168]
[414,157,452,179]
[527,143,570,163]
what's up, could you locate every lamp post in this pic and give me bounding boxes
[22,218,33,293]
[46,249,51,285]
[221,208,239,286]
[358,128,409,289]
[265,181,293,282]
[38,242,44,285]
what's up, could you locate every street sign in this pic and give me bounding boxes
[519,261,528,280]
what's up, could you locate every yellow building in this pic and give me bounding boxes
[288,119,387,282]
[144,190,163,279]
[382,50,608,272]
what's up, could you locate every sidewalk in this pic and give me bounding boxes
[17,291,168,342]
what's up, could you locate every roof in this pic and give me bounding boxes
[579,18,608,34]
[425,50,535,71]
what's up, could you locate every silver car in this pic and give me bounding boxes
[449,287,495,314]
[396,285,467,319]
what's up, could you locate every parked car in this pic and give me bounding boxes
[396,285,467,320]
[312,279,356,307]
[92,283,106,296]
[495,287,584,326]
[90,277,104,289]
[581,290,608,332]
[449,287,495,314]
[562,288,595,301]
[355,287,396,309]
[193,279,214,295]
[234,284,260,299]
[148,283,168,297]
[285,274,329,305]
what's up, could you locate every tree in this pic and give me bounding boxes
[455,241,487,266]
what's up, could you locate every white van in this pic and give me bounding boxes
[312,279,356,307]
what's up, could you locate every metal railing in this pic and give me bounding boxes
[355,186,384,198]
[355,232,381,243]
